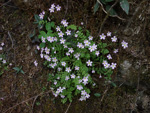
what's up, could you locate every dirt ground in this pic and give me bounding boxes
[0,0,150,113]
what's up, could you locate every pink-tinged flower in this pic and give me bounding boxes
[121,40,128,49]
[81,90,87,96]
[85,94,90,98]
[81,22,84,25]
[66,52,70,56]
[66,67,71,73]
[107,54,112,60]
[45,47,50,54]
[77,42,84,48]
[1,42,4,46]
[58,32,64,37]
[107,31,111,36]
[63,22,68,27]
[66,30,71,35]
[75,34,78,37]
[100,33,106,40]
[68,48,74,53]
[60,38,66,44]
[61,19,66,25]
[34,60,38,66]
[113,49,118,53]
[37,45,40,50]
[47,36,54,43]
[70,73,76,78]
[56,5,61,11]
[88,36,93,40]
[86,60,92,66]
[77,85,83,90]
[95,51,100,56]
[92,70,95,73]
[84,40,91,46]
[39,13,44,19]
[61,62,66,67]
[111,36,117,42]
[49,7,54,13]
[75,66,79,70]
[110,63,117,69]
[51,4,55,8]
[40,54,43,58]
[41,37,46,43]
[0,47,2,50]
[56,26,61,31]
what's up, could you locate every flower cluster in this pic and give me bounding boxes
[36,3,128,104]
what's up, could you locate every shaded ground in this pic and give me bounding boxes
[0,0,150,113]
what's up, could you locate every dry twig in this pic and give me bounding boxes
[64,102,72,113]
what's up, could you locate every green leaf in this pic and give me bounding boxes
[13,67,20,71]
[111,82,117,87]
[39,31,47,38]
[34,14,41,23]
[50,22,55,28]
[61,98,67,104]
[94,93,101,97]
[120,0,129,15]
[40,43,45,48]
[46,22,51,31]
[106,5,118,16]
[29,29,35,38]
[94,1,100,14]
[67,25,77,30]
[20,70,25,74]
[102,49,109,55]
[105,0,114,2]
[100,0,106,4]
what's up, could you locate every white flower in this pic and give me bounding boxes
[57,87,63,93]
[56,26,61,31]
[86,60,92,66]
[49,7,54,13]
[51,4,55,8]
[58,32,64,38]
[81,22,84,25]
[1,42,4,46]
[52,57,57,62]
[104,63,110,69]
[47,36,54,43]
[39,13,44,19]
[41,37,46,43]
[77,85,83,90]
[63,22,68,27]
[50,63,57,68]
[66,67,71,73]
[88,36,93,40]
[34,60,38,66]
[75,34,78,37]
[92,44,97,50]
[68,48,74,53]
[63,44,68,48]
[107,54,112,60]
[74,53,80,60]
[37,45,40,50]
[0,47,2,50]
[95,51,100,56]
[54,80,57,85]
[70,73,76,78]
[111,63,117,69]
[66,52,70,56]
[113,49,118,53]
[40,54,43,58]
[54,37,57,41]
[45,47,50,54]
[65,76,70,80]
[121,40,128,49]
[81,90,87,96]
[56,5,61,11]
[82,76,88,83]
[84,40,91,46]
[60,38,66,44]
[60,95,65,98]
[77,42,84,48]
[100,33,106,40]
[99,75,102,78]
[85,94,90,98]
[89,46,95,52]
[92,70,95,73]
[111,36,117,42]
[61,62,66,67]
[75,66,79,70]
[58,67,62,71]
[61,19,66,25]
[66,30,71,35]
[107,31,111,36]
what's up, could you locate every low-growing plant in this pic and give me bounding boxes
[13,66,25,74]
[35,3,128,103]
[0,54,8,76]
